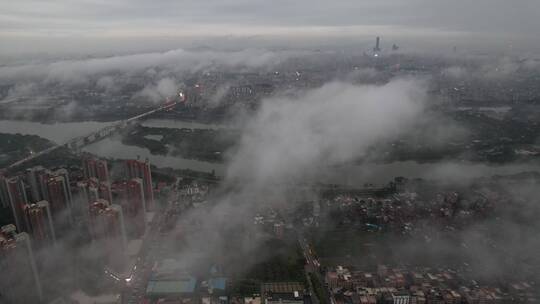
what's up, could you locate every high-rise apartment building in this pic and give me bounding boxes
[24,201,56,246]
[82,155,109,182]
[6,176,29,232]
[125,158,154,210]
[0,224,43,303]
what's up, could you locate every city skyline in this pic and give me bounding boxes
[1,1,540,303]
[2,1,540,56]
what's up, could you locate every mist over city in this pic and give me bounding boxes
[1,1,540,304]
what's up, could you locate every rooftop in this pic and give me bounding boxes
[209,277,227,291]
[146,278,197,296]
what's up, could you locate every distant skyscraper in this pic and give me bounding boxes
[0,224,43,303]
[24,201,56,246]
[125,158,154,210]
[6,176,29,232]
[373,36,381,52]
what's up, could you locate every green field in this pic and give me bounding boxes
[0,133,53,167]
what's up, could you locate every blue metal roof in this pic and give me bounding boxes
[146,277,197,296]
[209,277,227,290]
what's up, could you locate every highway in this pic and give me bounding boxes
[4,101,179,171]
[298,232,333,304]
[122,211,164,304]
[122,183,187,304]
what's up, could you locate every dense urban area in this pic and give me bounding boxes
[1,34,540,304]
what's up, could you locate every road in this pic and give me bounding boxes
[298,232,333,304]
[121,182,188,304]
[121,210,167,304]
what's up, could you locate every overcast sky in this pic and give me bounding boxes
[1,0,539,55]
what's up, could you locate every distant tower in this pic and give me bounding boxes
[373,36,381,52]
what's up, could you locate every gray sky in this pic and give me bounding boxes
[1,0,539,55]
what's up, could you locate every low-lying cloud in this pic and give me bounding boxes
[0,48,306,84]
[441,56,540,82]
[0,48,312,111]
[133,77,180,103]
[226,78,427,187]
[162,77,429,276]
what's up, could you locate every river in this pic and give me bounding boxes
[0,119,117,143]
[1,118,540,183]
[83,136,225,175]
[140,118,229,130]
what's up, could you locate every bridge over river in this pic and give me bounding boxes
[5,101,179,171]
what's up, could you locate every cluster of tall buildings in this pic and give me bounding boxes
[0,224,42,303]
[0,155,156,302]
[78,155,153,238]
[1,167,72,247]
[77,156,111,207]
[125,158,154,211]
